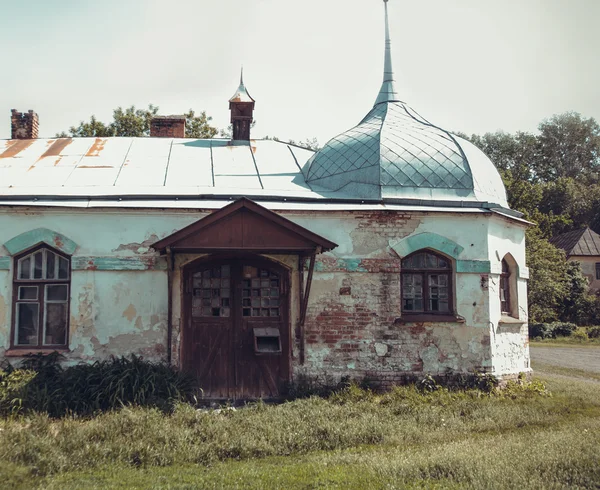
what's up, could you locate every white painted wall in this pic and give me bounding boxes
[0,206,530,379]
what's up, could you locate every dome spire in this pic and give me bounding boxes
[375,0,400,106]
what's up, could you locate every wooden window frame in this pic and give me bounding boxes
[401,250,454,318]
[10,244,71,352]
[500,259,511,315]
[596,262,600,281]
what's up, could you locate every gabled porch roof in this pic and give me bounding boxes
[152,197,337,254]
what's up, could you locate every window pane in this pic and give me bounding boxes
[19,286,38,300]
[402,274,424,311]
[44,303,67,345]
[46,251,56,279]
[16,303,39,345]
[19,257,31,280]
[58,257,69,279]
[47,285,68,302]
[33,252,43,279]
[429,274,450,312]
[403,252,450,270]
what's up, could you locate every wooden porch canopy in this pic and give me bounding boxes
[152,198,337,254]
[152,198,336,366]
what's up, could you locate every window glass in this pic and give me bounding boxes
[58,256,69,279]
[33,252,43,279]
[45,303,67,345]
[500,259,511,314]
[16,303,39,345]
[18,286,38,300]
[46,284,68,302]
[19,257,31,280]
[13,247,70,348]
[596,263,600,280]
[46,252,56,279]
[402,251,452,314]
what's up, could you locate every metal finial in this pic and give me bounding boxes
[240,66,244,86]
[374,0,400,106]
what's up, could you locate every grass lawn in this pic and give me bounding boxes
[1,374,599,489]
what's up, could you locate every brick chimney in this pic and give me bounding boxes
[11,109,39,139]
[150,116,186,138]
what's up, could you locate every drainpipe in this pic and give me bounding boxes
[166,246,174,365]
[299,246,320,364]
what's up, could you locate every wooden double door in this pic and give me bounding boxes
[183,258,290,399]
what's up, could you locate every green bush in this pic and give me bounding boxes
[551,322,577,337]
[0,369,37,415]
[587,326,600,339]
[571,328,589,341]
[0,353,195,417]
[529,323,553,339]
[529,321,578,339]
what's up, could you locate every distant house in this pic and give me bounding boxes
[550,227,600,293]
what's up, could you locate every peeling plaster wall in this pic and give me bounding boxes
[68,271,168,363]
[0,208,193,363]
[487,216,530,376]
[0,207,529,383]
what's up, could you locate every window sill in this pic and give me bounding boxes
[395,314,466,324]
[498,315,526,325]
[5,348,69,357]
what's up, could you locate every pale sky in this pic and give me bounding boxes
[1,0,599,144]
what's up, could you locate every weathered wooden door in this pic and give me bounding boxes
[183,258,290,399]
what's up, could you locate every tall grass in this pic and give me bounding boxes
[0,353,195,417]
[0,376,594,477]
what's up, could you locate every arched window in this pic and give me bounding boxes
[12,246,70,348]
[401,251,452,314]
[499,259,511,314]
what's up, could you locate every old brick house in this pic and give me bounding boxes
[0,1,530,398]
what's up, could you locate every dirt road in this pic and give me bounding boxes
[530,346,600,374]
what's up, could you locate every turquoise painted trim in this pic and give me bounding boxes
[390,232,464,260]
[72,256,167,271]
[456,260,491,273]
[0,257,10,270]
[4,229,78,256]
[314,258,366,273]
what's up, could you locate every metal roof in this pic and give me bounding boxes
[303,101,508,206]
[550,227,600,256]
[0,137,319,198]
[301,0,508,207]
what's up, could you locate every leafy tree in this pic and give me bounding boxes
[560,261,598,325]
[184,109,219,139]
[536,112,600,183]
[57,105,218,139]
[463,112,600,325]
[525,229,568,323]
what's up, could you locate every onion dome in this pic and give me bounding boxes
[303,0,508,207]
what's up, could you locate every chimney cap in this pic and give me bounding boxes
[151,115,187,121]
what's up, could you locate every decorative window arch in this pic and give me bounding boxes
[499,254,519,319]
[12,245,71,349]
[401,250,453,314]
